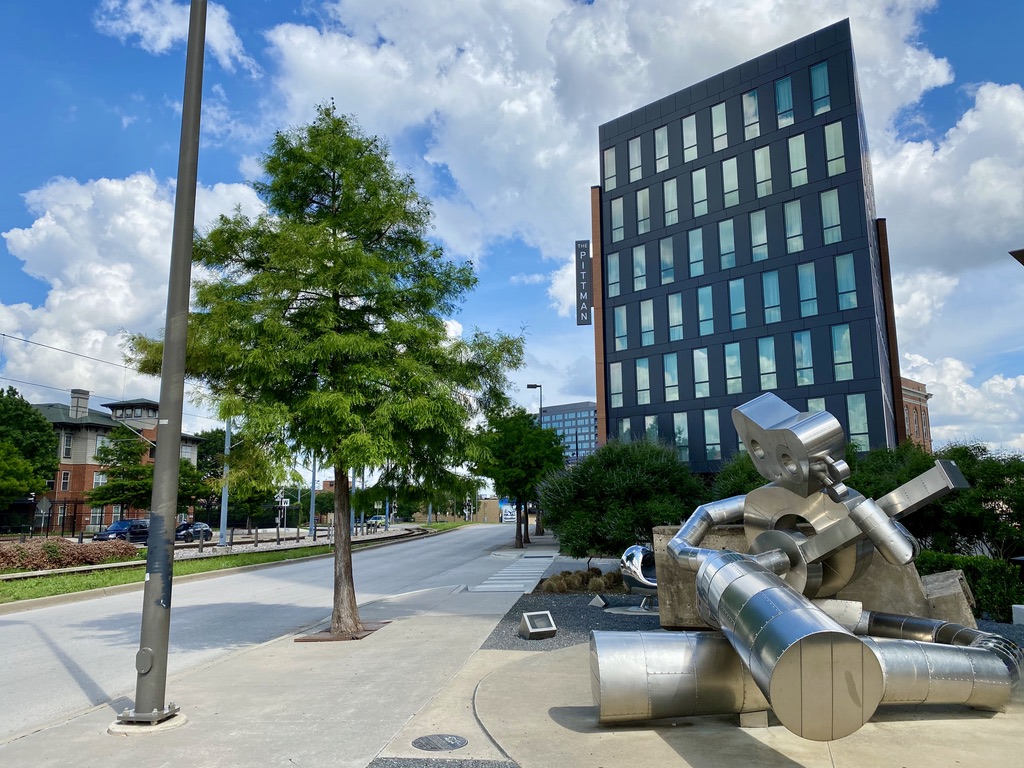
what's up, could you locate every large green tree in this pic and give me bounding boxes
[473,408,565,548]
[84,425,154,515]
[128,106,521,636]
[0,387,59,508]
[541,439,708,559]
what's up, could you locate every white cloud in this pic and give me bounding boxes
[94,0,261,77]
[1,173,261,411]
[510,273,546,286]
[901,353,1024,450]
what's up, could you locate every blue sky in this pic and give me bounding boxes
[1,0,1022,456]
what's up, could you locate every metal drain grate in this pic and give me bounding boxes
[411,734,468,751]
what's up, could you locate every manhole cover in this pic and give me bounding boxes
[411,734,468,751]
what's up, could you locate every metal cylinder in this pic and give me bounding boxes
[863,638,1016,710]
[590,630,768,723]
[695,550,884,741]
[847,497,915,565]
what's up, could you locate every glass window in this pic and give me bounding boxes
[603,146,616,191]
[91,507,104,527]
[754,146,772,197]
[614,306,627,351]
[692,168,708,217]
[694,348,710,397]
[836,253,857,309]
[645,414,659,442]
[821,189,841,244]
[640,299,655,346]
[794,330,814,386]
[63,432,73,459]
[776,77,794,127]
[637,188,651,234]
[704,409,721,460]
[832,323,853,381]
[688,227,704,277]
[725,342,743,394]
[610,362,623,408]
[762,270,781,323]
[664,352,679,402]
[93,471,107,488]
[729,278,746,330]
[788,134,808,187]
[722,157,739,207]
[60,470,70,491]
[655,126,669,172]
[811,61,831,115]
[636,358,651,405]
[807,397,826,414]
[611,197,624,242]
[712,102,728,151]
[825,121,846,176]
[758,336,777,390]
[664,178,679,226]
[620,418,632,441]
[798,262,818,316]
[606,252,620,297]
[673,413,689,461]
[785,200,803,253]
[660,237,674,284]
[719,219,735,269]
[750,209,768,261]
[668,293,683,341]
[698,286,714,335]
[743,90,760,140]
[682,115,697,162]
[632,245,646,291]
[847,393,869,450]
[628,136,642,182]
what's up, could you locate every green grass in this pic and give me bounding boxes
[420,521,472,532]
[0,544,337,605]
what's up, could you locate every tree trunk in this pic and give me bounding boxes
[521,500,531,545]
[534,507,544,536]
[330,465,363,635]
[514,500,524,548]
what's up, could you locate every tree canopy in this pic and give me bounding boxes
[473,408,565,547]
[0,387,59,508]
[541,439,708,559]
[127,105,522,635]
[84,425,154,514]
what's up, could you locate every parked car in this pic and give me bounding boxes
[367,515,386,529]
[93,519,149,543]
[175,522,213,543]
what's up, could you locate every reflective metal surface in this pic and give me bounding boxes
[619,545,658,596]
[602,393,1021,741]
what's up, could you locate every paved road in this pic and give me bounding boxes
[0,524,519,742]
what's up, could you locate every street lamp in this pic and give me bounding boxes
[527,383,543,428]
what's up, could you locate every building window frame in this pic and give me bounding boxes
[776,76,794,127]
[794,330,814,386]
[758,336,778,390]
[811,61,831,115]
[704,409,722,461]
[698,285,714,336]
[821,188,842,244]
[610,362,623,408]
[743,90,760,140]
[788,133,808,187]
[673,412,689,461]
[798,262,818,317]
[729,278,746,330]
[603,146,616,191]
[785,200,803,253]
[664,352,679,402]
[640,299,655,346]
[628,136,642,182]
[754,146,772,197]
[762,270,781,324]
[632,245,647,291]
[847,393,869,450]
[693,348,710,398]
[655,125,669,172]
[719,219,736,269]
[637,187,651,235]
[832,323,854,381]
[663,178,679,226]
[688,227,704,277]
[722,157,739,207]
[668,292,683,341]
[606,252,620,297]
[614,306,628,351]
[836,253,857,309]
[682,114,697,163]
[660,237,675,284]
[750,209,768,261]
[825,121,846,176]
[725,341,743,394]
[636,357,651,405]
[692,167,708,217]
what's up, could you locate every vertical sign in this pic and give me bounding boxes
[575,239,592,326]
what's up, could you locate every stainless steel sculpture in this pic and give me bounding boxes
[597,393,1022,741]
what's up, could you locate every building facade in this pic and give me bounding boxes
[539,401,599,465]
[900,377,933,453]
[592,19,902,472]
[33,388,202,534]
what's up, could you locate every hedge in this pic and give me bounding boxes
[0,539,141,572]
[916,550,1024,623]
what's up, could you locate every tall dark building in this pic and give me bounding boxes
[591,19,902,472]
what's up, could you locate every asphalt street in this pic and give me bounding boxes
[0,524,519,742]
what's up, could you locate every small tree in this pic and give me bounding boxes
[473,408,565,548]
[85,426,154,516]
[0,387,59,508]
[541,439,708,559]
[128,105,522,637]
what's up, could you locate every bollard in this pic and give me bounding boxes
[254,528,259,547]
[78,531,84,544]
[229,527,235,546]
[276,524,281,546]
[20,533,26,544]
[198,532,204,553]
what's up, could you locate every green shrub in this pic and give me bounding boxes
[0,539,140,572]
[587,575,608,592]
[916,550,1024,623]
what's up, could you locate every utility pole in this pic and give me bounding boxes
[118,0,207,727]
[217,419,230,547]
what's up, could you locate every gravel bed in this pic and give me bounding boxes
[483,593,1024,653]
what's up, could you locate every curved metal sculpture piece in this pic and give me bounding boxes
[601,393,1022,741]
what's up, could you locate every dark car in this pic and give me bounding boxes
[93,519,149,543]
[175,522,213,543]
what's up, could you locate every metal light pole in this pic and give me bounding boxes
[119,0,207,727]
[527,383,543,427]
[309,454,317,540]
[217,419,230,547]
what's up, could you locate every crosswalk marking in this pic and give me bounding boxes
[470,554,556,593]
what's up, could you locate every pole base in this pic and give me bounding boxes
[115,702,181,726]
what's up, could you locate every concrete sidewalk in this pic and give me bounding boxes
[2,533,1021,768]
